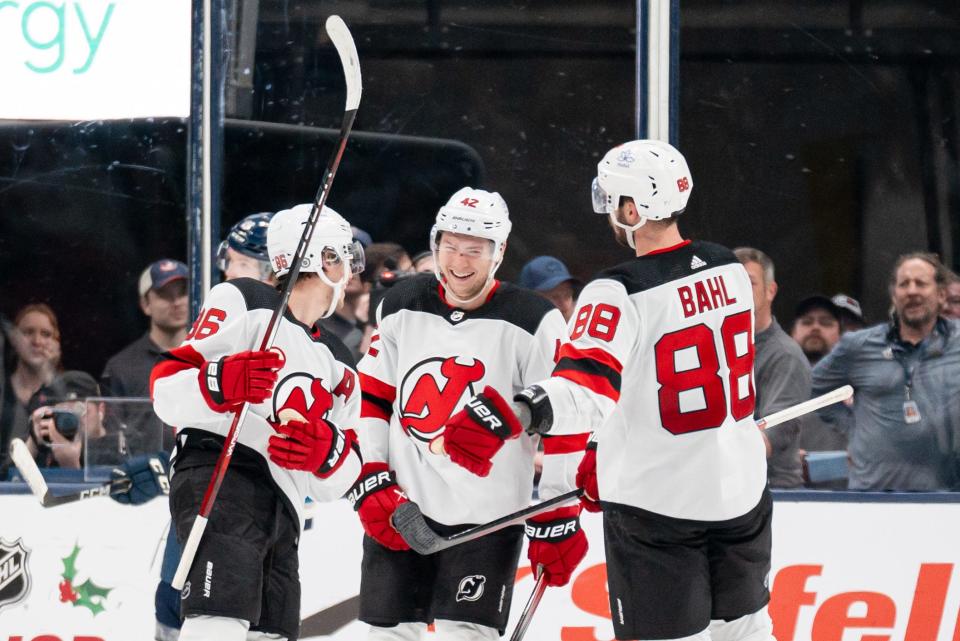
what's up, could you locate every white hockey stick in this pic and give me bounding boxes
[755,385,853,430]
[509,565,548,641]
[10,438,132,507]
[398,385,854,554]
[172,15,362,591]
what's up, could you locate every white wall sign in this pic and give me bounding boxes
[0,0,190,120]
[3,496,959,640]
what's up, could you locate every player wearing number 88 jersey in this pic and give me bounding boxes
[445,140,774,641]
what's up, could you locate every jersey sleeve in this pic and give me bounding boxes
[150,282,254,428]
[355,301,398,465]
[524,307,591,499]
[536,279,636,437]
[308,360,363,501]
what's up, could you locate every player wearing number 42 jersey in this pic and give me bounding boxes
[440,141,774,641]
[354,187,589,640]
[151,204,365,641]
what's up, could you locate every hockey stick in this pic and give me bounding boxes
[393,488,583,556]
[171,15,362,591]
[509,565,548,641]
[755,385,853,430]
[9,437,143,507]
[431,384,855,456]
[399,385,854,554]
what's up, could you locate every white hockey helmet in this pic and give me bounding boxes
[430,187,512,253]
[429,187,511,304]
[267,203,365,318]
[592,140,692,248]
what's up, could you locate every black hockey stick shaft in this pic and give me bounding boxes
[510,565,548,641]
[42,478,132,507]
[392,488,583,555]
[172,15,361,591]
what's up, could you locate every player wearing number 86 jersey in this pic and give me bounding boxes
[443,140,774,641]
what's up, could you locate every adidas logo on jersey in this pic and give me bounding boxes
[690,255,707,270]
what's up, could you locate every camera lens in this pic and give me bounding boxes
[53,411,80,440]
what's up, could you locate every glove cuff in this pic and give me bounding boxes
[314,423,355,479]
[466,386,522,439]
[525,507,581,543]
[346,462,397,510]
[198,357,232,412]
[514,384,553,435]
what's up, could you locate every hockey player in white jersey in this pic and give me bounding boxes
[440,141,774,641]
[151,204,365,641]
[353,187,589,640]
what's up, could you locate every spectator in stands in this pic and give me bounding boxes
[100,260,188,453]
[791,295,842,365]
[943,270,960,320]
[813,252,960,490]
[735,247,808,489]
[791,297,850,487]
[832,293,865,332]
[518,255,581,322]
[363,241,412,281]
[412,249,435,273]
[23,371,102,469]
[0,304,62,476]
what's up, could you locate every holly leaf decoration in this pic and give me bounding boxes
[73,578,112,616]
[61,543,80,582]
[59,542,112,615]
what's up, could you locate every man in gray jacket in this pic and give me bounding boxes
[736,247,809,488]
[813,252,960,491]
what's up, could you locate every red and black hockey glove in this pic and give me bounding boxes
[347,462,410,551]
[525,505,588,587]
[575,441,601,513]
[199,350,282,411]
[268,419,356,479]
[437,386,523,477]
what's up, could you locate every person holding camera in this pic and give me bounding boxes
[23,371,103,469]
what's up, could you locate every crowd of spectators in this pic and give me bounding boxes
[2,216,960,493]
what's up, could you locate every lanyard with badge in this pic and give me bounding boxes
[887,344,924,424]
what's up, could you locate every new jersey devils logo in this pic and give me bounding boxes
[273,373,334,424]
[398,356,485,443]
[455,575,486,602]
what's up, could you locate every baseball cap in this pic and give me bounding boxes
[831,293,863,320]
[138,259,188,297]
[794,295,841,321]
[29,371,100,411]
[519,256,581,292]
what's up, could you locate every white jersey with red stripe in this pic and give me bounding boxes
[150,278,362,523]
[538,240,767,521]
[357,274,582,526]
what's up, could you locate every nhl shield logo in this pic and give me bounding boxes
[455,574,486,602]
[0,538,31,613]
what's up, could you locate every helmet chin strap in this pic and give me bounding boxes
[317,267,348,319]
[608,212,647,250]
